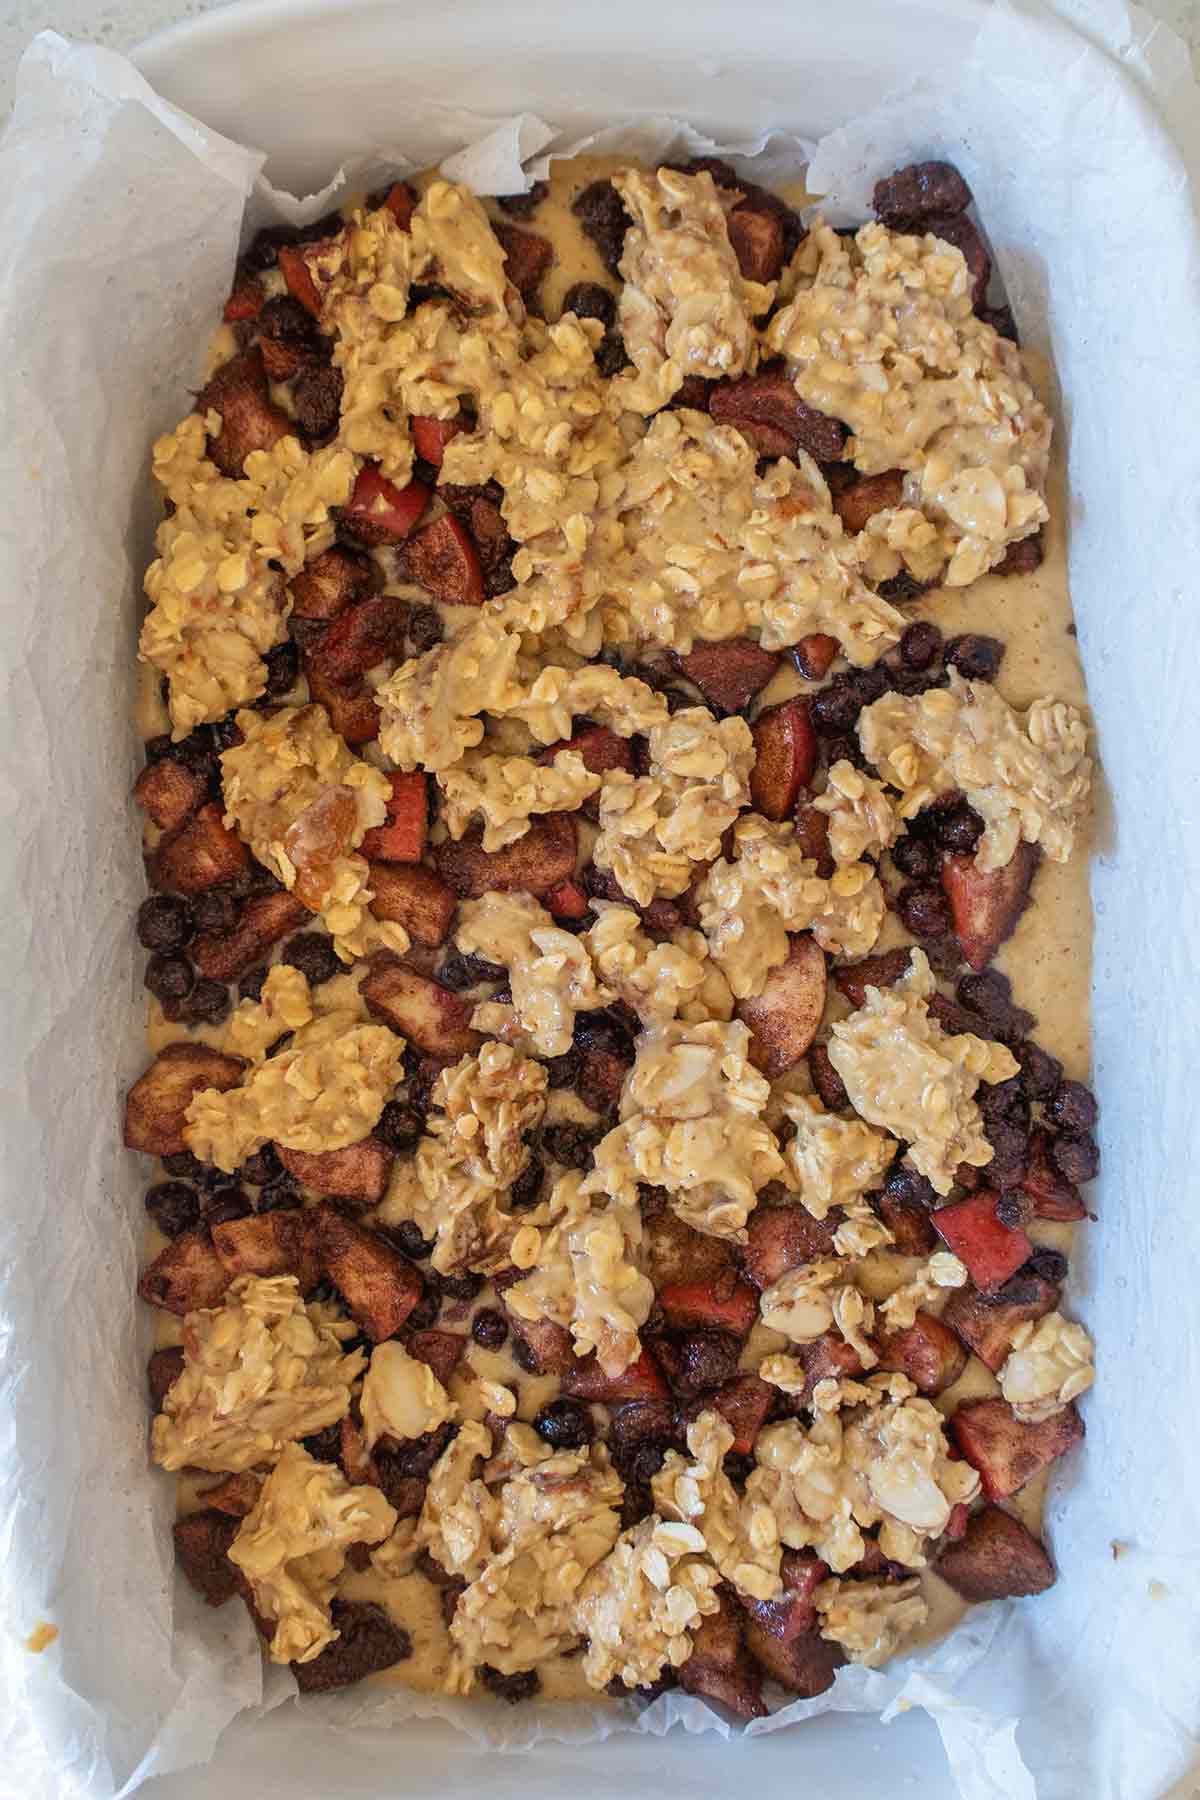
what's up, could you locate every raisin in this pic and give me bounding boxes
[479,1666,541,1705]
[471,1307,509,1350]
[302,1423,343,1463]
[872,162,972,226]
[137,895,196,953]
[161,1150,205,1180]
[899,621,943,670]
[204,1189,252,1227]
[407,604,444,652]
[877,569,932,604]
[385,1220,435,1262]
[404,1272,443,1333]
[257,294,318,344]
[542,1122,603,1170]
[1046,1080,1098,1133]
[177,979,232,1025]
[247,861,284,895]
[375,1101,424,1154]
[626,1441,668,1486]
[1050,1133,1099,1184]
[945,634,1004,681]
[509,1155,545,1210]
[979,1079,1031,1131]
[496,181,549,220]
[561,280,616,327]
[144,953,194,1002]
[896,883,952,940]
[283,931,340,986]
[983,1119,1029,1190]
[144,733,173,763]
[437,950,504,991]
[242,224,301,272]
[595,331,630,378]
[442,1272,484,1302]
[543,1047,581,1090]
[572,179,631,276]
[192,890,240,937]
[822,731,870,773]
[511,1334,539,1374]
[1015,1041,1063,1101]
[257,1179,302,1213]
[263,641,300,697]
[955,969,1034,1043]
[890,834,940,882]
[723,1451,754,1489]
[242,1144,283,1186]
[144,1181,200,1237]
[932,802,985,855]
[883,1159,937,1209]
[1024,1247,1069,1285]
[238,966,267,1003]
[209,716,243,753]
[979,304,1018,343]
[809,666,889,735]
[638,1184,671,1220]
[533,1398,594,1449]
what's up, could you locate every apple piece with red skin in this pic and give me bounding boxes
[833,947,912,1009]
[306,594,409,686]
[538,725,634,780]
[673,636,780,714]
[410,415,462,467]
[658,1278,760,1338]
[360,961,480,1059]
[560,1347,669,1403]
[876,1310,968,1395]
[433,814,577,898]
[403,514,485,605]
[749,698,817,821]
[361,772,428,863]
[742,1201,838,1291]
[382,182,415,228]
[678,1593,768,1719]
[942,842,1040,971]
[367,863,457,947]
[154,802,250,895]
[941,1271,1062,1373]
[340,464,431,547]
[792,633,839,680]
[544,878,590,920]
[932,1189,1032,1293]
[740,1549,828,1642]
[737,932,827,1077]
[936,1505,1055,1602]
[694,1372,774,1456]
[1021,1128,1087,1221]
[950,1395,1084,1501]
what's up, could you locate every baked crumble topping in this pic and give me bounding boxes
[128,151,1097,1714]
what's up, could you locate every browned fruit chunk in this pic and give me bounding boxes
[367,863,457,948]
[642,1212,733,1289]
[197,348,290,477]
[199,1472,261,1517]
[792,802,833,875]
[277,1139,393,1208]
[942,843,1040,971]
[924,213,990,309]
[1021,1129,1086,1222]
[673,636,780,714]
[504,1312,576,1376]
[936,1505,1055,1602]
[737,933,827,1077]
[407,1329,466,1388]
[951,1395,1084,1501]
[833,470,904,533]
[709,366,845,462]
[314,1204,424,1341]
[124,1043,245,1157]
[192,890,310,982]
[289,546,378,620]
[302,658,380,746]
[147,1344,185,1409]
[749,697,817,821]
[743,1619,844,1696]
[154,802,250,895]
[808,1042,849,1112]
[678,1592,768,1719]
[134,758,208,833]
[492,220,554,305]
[138,1228,230,1315]
[876,1310,968,1395]
[433,814,577,898]
[942,1272,1061,1373]
[875,1189,937,1257]
[211,1209,322,1291]
[740,1549,827,1642]
[792,632,839,680]
[291,1600,412,1692]
[306,594,409,686]
[560,1347,669,1402]
[360,961,480,1058]
[790,1331,866,1406]
[574,1012,634,1114]
[173,1509,242,1606]
[833,947,912,1009]
[994,530,1044,578]
[742,1200,837,1291]
[726,205,785,284]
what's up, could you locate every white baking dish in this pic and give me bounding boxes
[0,2,1198,1796]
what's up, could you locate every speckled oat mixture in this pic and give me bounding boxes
[126,153,1098,1717]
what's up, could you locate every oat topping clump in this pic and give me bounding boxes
[815,1575,929,1668]
[828,949,1018,1194]
[152,1275,364,1473]
[229,1442,397,1663]
[439,750,601,852]
[999,1312,1095,1421]
[858,670,1092,870]
[652,1412,783,1602]
[573,1515,723,1691]
[456,892,610,1058]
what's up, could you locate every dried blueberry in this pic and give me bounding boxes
[442,1272,484,1302]
[386,1220,435,1262]
[283,932,340,986]
[899,621,943,670]
[945,634,1004,682]
[404,1272,442,1333]
[1015,1041,1063,1101]
[471,1307,509,1350]
[561,280,616,327]
[1046,1080,1098,1134]
[144,1181,200,1237]
[238,966,267,1003]
[479,1666,541,1705]
[931,802,985,855]
[809,666,889,736]
[891,834,940,882]
[509,1155,545,1210]
[437,950,505,991]
[137,895,195,953]
[896,883,952,940]
[161,1150,205,1181]
[541,1122,603,1170]
[264,641,300,696]
[533,1398,594,1449]
[257,1179,302,1213]
[144,953,194,1002]
[178,979,232,1025]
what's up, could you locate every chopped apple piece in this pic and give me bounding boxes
[737,933,827,1077]
[832,470,904,533]
[832,947,912,1009]
[361,772,428,863]
[406,1329,467,1388]
[197,347,290,477]
[276,1139,394,1208]
[360,961,480,1058]
[367,863,457,947]
[658,1278,759,1337]
[314,1204,424,1341]
[289,546,378,621]
[210,1209,322,1291]
[749,698,817,821]
[942,843,1040,971]
[876,1311,968,1395]
[403,515,484,606]
[561,1347,669,1402]
[340,464,431,547]
[307,594,410,686]
[173,1509,241,1607]
[932,1190,1032,1293]
[124,1043,245,1157]
[154,802,250,895]
[942,1272,1061,1373]
[673,636,780,714]
[134,758,208,833]
[679,1593,768,1719]
[936,1505,1055,1602]
[138,1228,230,1315]
[742,1201,838,1291]
[433,814,577,898]
[950,1395,1084,1500]
[192,891,310,982]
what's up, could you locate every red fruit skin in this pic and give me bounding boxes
[223,276,265,323]
[561,1348,669,1402]
[383,183,415,228]
[405,514,485,605]
[674,636,781,713]
[361,772,428,863]
[942,842,1040,971]
[278,244,324,319]
[658,1280,760,1338]
[544,878,590,920]
[792,633,838,679]
[538,726,634,779]
[932,1189,1033,1293]
[410,415,462,467]
[342,464,432,544]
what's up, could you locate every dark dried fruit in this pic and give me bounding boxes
[137,895,196,953]
[979,304,1019,344]
[956,969,1034,1043]
[1050,1133,1099,1184]
[242,1144,283,1186]
[192,890,240,937]
[899,621,943,670]
[890,834,939,882]
[204,1189,253,1227]
[144,1181,200,1238]
[292,365,344,440]
[543,1047,581,1091]
[238,966,267,1003]
[161,1149,206,1181]
[533,1397,594,1449]
[511,1334,539,1374]
[509,1155,545,1210]
[595,331,630,378]
[561,280,616,327]
[176,978,232,1025]
[144,953,194,1003]
[1024,1247,1069,1285]
[542,1122,603,1170]
[386,1220,435,1262]
[723,1451,754,1488]
[283,931,340,986]
[979,1079,1031,1131]
[1046,1080,1098,1134]
[375,1101,425,1154]
[821,731,870,773]
[572,179,631,276]
[983,1119,1030,1191]
[873,162,972,226]
[897,883,953,940]
[257,1179,302,1213]
[883,1160,938,1210]
[209,716,243,754]
[292,1600,412,1692]
[479,1665,541,1705]
[404,1271,443,1333]
[263,640,300,696]
[407,604,444,652]
[442,1272,484,1302]
[472,1307,508,1349]
[932,802,985,855]
[945,634,1004,681]
[809,666,889,735]
[1016,1041,1063,1101]
[437,950,505,991]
